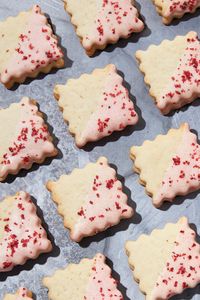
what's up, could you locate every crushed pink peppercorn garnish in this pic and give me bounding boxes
[160,135,200,195]
[106,178,115,189]
[168,0,198,14]
[93,74,138,137]
[97,118,110,132]
[173,156,181,165]
[77,207,85,216]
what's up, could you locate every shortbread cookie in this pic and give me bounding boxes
[47,156,133,242]
[43,253,123,299]
[136,31,200,114]
[0,97,57,181]
[54,64,138,147]
[130,123,200,207]
[0,191,52,272]
[152,0,200,24]
[3,288,33,300]
[64,0,144,56]
[0,5,64,88]
[126,217,200,300]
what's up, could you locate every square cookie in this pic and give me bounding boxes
[136,31,200,114]
[54,64,138,147]
[64,0,144,56]
[0,5,64,88]
[0,191,52,272]
[3,288,33,300]
[152,0,200,24]
[43,253,123,299]
[0,97,57,181]
[130,123,200,207]
[47,156,133,242]
[126,217,200,300]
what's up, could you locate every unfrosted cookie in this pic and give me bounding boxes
[47,156,133,242]
[0,191,52,272]
[64,0,144,56]
[0,97,57,181]
[130,123,200,207]
[126,217,200,300]
[43,253,123,299]
[0,5,64,89]
[3,288,33,300]
[152,0,200,24]
[136,31,200,114]
[54,64,138,147]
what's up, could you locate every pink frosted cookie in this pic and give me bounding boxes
[130,123,200,207]
[43,253,123,299]
[0,5,64,89]
[152,0,200,24]
[47,156,133,242]
[0,97,57,181]
[136,31,200,114]
[126,217,200,300]
[3,288,33,300]
[0,191,52,272]
[54,64,138,147]
[64,0,144,56]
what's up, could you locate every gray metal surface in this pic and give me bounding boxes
[0,0,200,299]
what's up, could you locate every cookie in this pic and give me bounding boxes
[0,97,57,181]
[152,0,200,24]
[54,64,138,147]
[64,0,144,56]
[0,191,52,272]
[0,5,64,89]
[3,288,33,300]
[130,123,200,207]
[47,156,133,242]
[126,217,200,300]
[43,253,123,299]
[136,31,200,114]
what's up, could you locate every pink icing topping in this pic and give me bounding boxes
[0,191,52,272]
[83,0,144,50]
[158,34,200,112]
[78,65,138,147]
[0,97,56,180]
[16,288,32,300]
[0,5,63,84]
[164,0,200,17]
[71,157,133,241]
[154,124,200,205]
[84,254,123,300]
[151,220,200,299]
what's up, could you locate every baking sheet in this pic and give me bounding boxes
[0,0,200,299]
